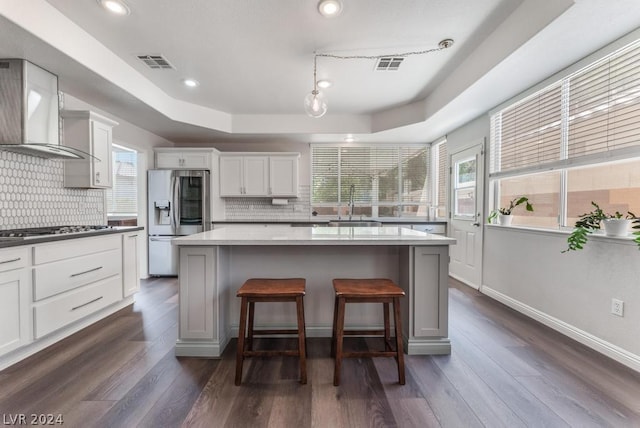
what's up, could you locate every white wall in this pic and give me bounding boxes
[483,226,640,370]
[445,112,640,372]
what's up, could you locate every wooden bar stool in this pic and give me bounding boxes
[331,278,405,386]
[235,278,307,385]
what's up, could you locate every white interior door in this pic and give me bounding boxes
[449,143,484,289]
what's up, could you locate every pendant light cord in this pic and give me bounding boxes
[315,39,453,61]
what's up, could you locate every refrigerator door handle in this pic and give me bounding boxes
[171,174,180,233]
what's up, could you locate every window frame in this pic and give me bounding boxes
[106,143,138,218]
[489,37,640,229]
[310,143,435,219]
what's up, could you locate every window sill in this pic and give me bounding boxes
[485,223,639,245]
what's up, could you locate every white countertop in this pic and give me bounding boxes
[172,225,456,246]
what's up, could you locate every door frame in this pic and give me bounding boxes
[448,141,485,289]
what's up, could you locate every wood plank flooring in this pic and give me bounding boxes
[1,277,640,427]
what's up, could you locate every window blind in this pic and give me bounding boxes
[491,39,640,176]
[311,145,429,206]
[106,147,138,215]
[491,83,562,173]
[436,142,447,208]
[568,42,640,157]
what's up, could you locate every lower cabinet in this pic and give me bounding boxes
[0,230,141,365]
[33,276,123,339]
[0,264,30,355]
[31,235,123,339]
[122,232,140,297]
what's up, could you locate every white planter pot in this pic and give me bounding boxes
[602,218,631,237]
[498,214,513,226]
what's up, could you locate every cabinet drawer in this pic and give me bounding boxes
[33,275,122,339]
[33,248,121,301]
[0,247,29,273]
[33,235,120,265]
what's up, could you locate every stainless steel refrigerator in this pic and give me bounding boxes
[148,169,210,275]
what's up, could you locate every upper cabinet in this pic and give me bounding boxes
[269,156,299,197]
[61,110,118,189]
[155,148,212,169]
[219,153,299,197]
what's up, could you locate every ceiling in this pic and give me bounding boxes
[1,0,640,145]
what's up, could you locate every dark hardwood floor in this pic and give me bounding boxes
[2,277,640,427]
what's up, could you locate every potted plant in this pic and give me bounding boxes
[563,201,639,252]
[488,196,534,226]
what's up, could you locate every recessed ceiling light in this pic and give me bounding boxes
[317,80,332,89]
[318,0,342,18]
[97,0,130,16]
[344,135,356,143]
[183,79,199,88]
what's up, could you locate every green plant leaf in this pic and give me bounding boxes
[563,226,590,253]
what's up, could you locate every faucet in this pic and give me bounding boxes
[348,184,355,221]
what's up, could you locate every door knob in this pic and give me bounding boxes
[472,222,480,227]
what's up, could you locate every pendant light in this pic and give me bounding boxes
[304,55,327,118]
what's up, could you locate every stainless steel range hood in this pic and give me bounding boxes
[0,59,85,159]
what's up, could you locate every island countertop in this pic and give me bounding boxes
[172,225,455,246]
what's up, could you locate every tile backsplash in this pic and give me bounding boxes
[225,185,311,221]
[0,150,105,229]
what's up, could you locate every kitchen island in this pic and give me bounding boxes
[172,226,456,357]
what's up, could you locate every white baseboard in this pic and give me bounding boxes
[481,285,640,373]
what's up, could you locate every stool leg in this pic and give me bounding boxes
[247,301,255,351]
[331,295,339,358]
[383,302,391,351]
[296,295,307,384]
[235,296,249,385]
[393,297,405,385]
[333,297,346,386]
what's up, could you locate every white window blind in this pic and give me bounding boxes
[491,39,640,176]
[568,42,640,157]
[312,145,429,208]
[106,145,138,215]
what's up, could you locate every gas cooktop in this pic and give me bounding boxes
[0,225,112,238]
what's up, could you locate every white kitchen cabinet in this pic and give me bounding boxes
[155,148,212,169]
[219,153,299,197]
[219,155,268,196]
[62,110,118,189]
[122,232,140,297]
[32,234,123,339]
[0,248,30,355]
[269,155,299,197]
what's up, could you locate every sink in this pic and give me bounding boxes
[328,221,382,227]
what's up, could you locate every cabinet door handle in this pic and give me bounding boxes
[95,171,101,183]
[71,296,104,311]
[70,266,103,277]
[0,257,20,265]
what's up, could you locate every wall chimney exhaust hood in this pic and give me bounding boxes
[0,59,87,159]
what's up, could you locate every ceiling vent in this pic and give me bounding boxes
[136,54,175,70]
[375,57,404,71]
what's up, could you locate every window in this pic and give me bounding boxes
[453,156,476,219]
[490,39,640,228]
[106,144,138,217]
[432,139,448,218]
[311,144,432,218]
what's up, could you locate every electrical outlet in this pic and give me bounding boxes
[611,298,624,317]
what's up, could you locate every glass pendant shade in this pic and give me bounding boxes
[304,90,327,118]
